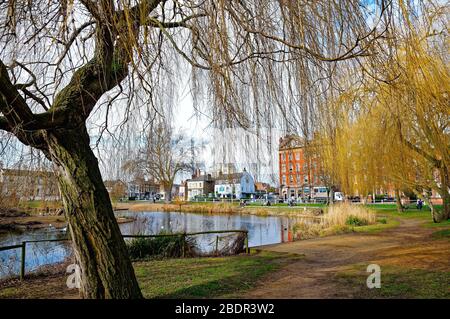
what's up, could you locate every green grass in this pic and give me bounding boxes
[0,287,18,298]
[336,265,450,298]
[423,219,450,228]
[367,205,450,229]
[15,200,62,214]
[134,251,302,298]
[353,217,400,233]
[431,229,450,241]
[246,202,325,208]
[365,203,442,211]
[371,208,431,219]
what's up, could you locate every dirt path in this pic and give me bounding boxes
[245,218,450,298]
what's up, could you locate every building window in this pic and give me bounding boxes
[282,164,286,172]
[296,163,300,172]
[289,175,294,183]
[281,153,286,161]
[282,176,286,184]
[289,164,293,171]
[288,153,293,160]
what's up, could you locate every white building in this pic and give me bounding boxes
[186,174,215,200]
[214,169,255,199]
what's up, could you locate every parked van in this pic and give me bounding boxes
[334,192,344,201]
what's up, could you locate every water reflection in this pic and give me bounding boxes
[117,211,302,248]
[0,228,71,279]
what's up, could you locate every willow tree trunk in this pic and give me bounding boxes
[46,126,142,299]
[395,189,404,213]
[438,166,450,221]
[422,196,438,223]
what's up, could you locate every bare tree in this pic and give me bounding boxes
[0,0,391,298]
[124,119,194,202]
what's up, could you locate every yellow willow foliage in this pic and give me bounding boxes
[319,30,449,196]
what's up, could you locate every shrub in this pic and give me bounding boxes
[345,215,369,226]
[126,233,195,260]
[325,203,376,227]
[293,203,376,239]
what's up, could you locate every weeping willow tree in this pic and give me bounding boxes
[0,0,392,298]
[318,0,449,220]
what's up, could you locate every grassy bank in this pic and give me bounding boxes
[293,203,384,239]
[369,205,450,231]
[0,251,302,299]
[135,250,302,298]
[335,264,450,298]
[118,201,323,218]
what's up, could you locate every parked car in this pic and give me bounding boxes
[334,192,344,201]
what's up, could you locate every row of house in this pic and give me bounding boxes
[0,165,60,201]
[180,168,256,200]
[103,168,258,201]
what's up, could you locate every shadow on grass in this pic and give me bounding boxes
[335,265,450,299]
[135,251,302,299]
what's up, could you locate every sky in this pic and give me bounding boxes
[171,77,281,185]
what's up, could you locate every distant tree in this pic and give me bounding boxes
[141,121,194,203]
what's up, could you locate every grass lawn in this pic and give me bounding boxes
[15,200,62,214]
[246,202,325,208]
[0,251,302,299]
[134,250,302,298]
[431,229,450,241]
[367,205,450,231]
[369,206,431,218]
[352,217,400,233]
[335,264,450,299]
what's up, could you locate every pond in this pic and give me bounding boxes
[0,211,310,279]
[0,227,71,279]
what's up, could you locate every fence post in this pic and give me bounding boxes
[245,232,249,254]
[181,233,186,258]
[215,236,219,255]
[20,242,26,280]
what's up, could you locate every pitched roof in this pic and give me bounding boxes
[215,173,245,184]
[279,134,305,150]
[187,174,214,182]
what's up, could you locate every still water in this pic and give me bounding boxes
[0,211,305,279]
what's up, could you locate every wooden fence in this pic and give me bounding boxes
[0,230,249,280]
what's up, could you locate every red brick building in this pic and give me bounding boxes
[278,135,326,200]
